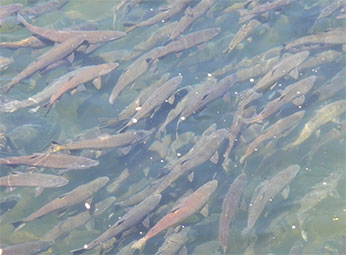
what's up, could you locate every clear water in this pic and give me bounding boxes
[0,0,345,254]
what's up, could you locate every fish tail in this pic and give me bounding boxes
[71,247,87,255]
[131,237,147,250]
[11,220,25,231]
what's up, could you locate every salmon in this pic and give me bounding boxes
[132,180,218,250]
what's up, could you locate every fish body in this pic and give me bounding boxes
[285,30,346,49]
[46,62,119,111]
[170,0,216,40]
[0,3,22,26]
[125,0,191,32]
[240,111,305,163]
[242,165,300,235]
[284,100,346,150]
[73,194,161,254]
[53,130,152,151]
[0,240,54,255]
[0,153,99,170]
[245,75,315,124]
[219,174,247,254]
[2,35,85,93]
[155,129,226,194]
[120,76,182,131]
[12,177,109,229]
[0,172,68,188]
[132,180,218,250]
[17,14,126,44]
[18,0,68,19]
[224,19,261,54]
[297,170,343,241]
[254,51,310,91]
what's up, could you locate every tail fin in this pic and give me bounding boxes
[11,220,25,231]
[71,247,87,255]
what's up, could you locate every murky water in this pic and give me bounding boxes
[0,0,345,254]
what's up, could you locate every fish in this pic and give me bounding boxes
[312,67,346,103]
[0,172,69,189]
[0,153,99,171]
[253,51,310,91]
[1,35,86,94]
[242,164,300,236]
[244,76,316,124]
[297,170,343,241]
[219,173,247,255]
[305,119,346,162]
[155,226,190,255]
[17,14,126,44]
[132,180,218,250]
[11,176,109,230]
[155,128,226,194]
[157,78,215,136]
[283,100,346,150]
[52,130,152,151]
[224,19,261,54]
[169,0,216,40]
[119,76,182,132]
[0,3,22,26]
[45,62,119,112]
[43,196,116,241]
[285,30,346,49]
[109,28,219,104]
[238,0,299,23]
[101,73,170,127]
[177,74,238,129]
[0,240,54,255]
[240,111,305,164]
[0,22,99,50]
[72,194,161,254]
[124,0,191,32]
[135,22,178,51]
[18,0,68,19]
[0,67,93,113]
[0,194,21,216]
[108,48,160,104]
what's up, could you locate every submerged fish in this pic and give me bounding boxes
[219,173,247,255]
[1,35,85,94]
[0,240,54,255]
[11,177,109,230]
[297,170,343,241]
[72,194,161,254]
[0,153,99,171]
[132,180,218,250]
[242,164,300,236]
[284,100,346,150]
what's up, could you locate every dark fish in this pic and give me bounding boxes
[0,194,20,216]
[1,35,85,94]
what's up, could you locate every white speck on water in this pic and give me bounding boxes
[249,78,255,83]
[208,73,212,77]
[291,225,296,230]
[85,202,91,209]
